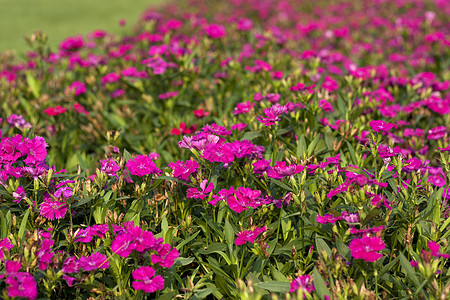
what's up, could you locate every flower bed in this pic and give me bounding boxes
[0,0,449,299]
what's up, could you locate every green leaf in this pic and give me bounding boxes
[224,219,235,247]
[174,257,195,267]
[71,196,95,208]
[336,237,351,261]
[254,281,290,293]
[18,208,30,242]
[240,132,261,141]
[26,72,41,98]
[316,238,331,259]
[297,134,306,159]
[399,252,420,286]
[192,287,218,300]
[306,135,320,157]
[313,267,332,299]
[176,231,200,250]
[270,178,293,192]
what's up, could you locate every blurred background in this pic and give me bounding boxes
[0,0,163,52]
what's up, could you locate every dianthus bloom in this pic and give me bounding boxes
[204,24,226,39]
[0,237,14,260]
[5,272,37,300]
[369,120,394,133]
[169,159,198,181]
[132,266,164,293]
[126,155,161,177]
[44,106,66,116]
[100,158,121,176]
[235,226,267,245]
[186,179,214,200]
[290,275,315,294]
[78,252,109,271]
[151,243,180,268]
[69,81,86,96]
[348,235,385,262]
[39,198,67,220]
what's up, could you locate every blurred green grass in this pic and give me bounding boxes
[0,0,163,52]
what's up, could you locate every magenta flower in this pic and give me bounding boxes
[60,35,84,52]
[204,24,226,39]
[186,179,214,200]
[100,158,121,176]
[0,237,14,261]
[267,161,304,179]
[7,114,31,129]
[227,187,262,213]
[111,232,137,257]
[12,186,26,203]
[20,136,48,165]
[5,272,37,300]
[427,126,447,140]
[69,81,86,96]
[253,159,271,174]
[54,185,73,199]
[126,155,161,177]
[39,198,67,220]
[62,256,79,273]
[233,101,255,115]
[151,243,180,268]
[425,241,450,259]
[202,143,235,163]
[169,159,199,181]
[78,252,109,271]
[290,275,315,294]
[132,266,164,293]
[316,214,341,224]
[101,72,120,85]
[209,187,235,206]
[369,120,394,133]
[44,106,66,116]
[235,226,267,245]
[349,236,385,262]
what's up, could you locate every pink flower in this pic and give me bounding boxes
[349,236,385,262]
[369,120,394,133]
[62,256,79,273]
[205,24,226,39]
[186,179,214,200]
[13,186,26,203]
[209,187,235,206]
[126,155,161,177]
[111,232,136,257]
[78,252,109,271]
[100,158,121,176]
[0,238,14,260]
[132,266,164,293]
[20,136,48,165]
[73,103,89,115]
[60,35,84,52]
[290,275,315,294]
[193,109,210,119]
[267,161,304,179]
[228,187,262,213]
[235,226,267,245]
[5,272,37,300]
[169,159,199,181]
[69,81,86,96]
[317,214,341,224]
[151,243,180,267]
[44,106,66,116]
[202,143,235,163]
[427,126,447,140]
[231,123,247,131]
[39,198,67,220]
[101,72,120,85]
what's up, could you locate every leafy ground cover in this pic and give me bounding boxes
[0,0,164,52]
[0,0,449,299]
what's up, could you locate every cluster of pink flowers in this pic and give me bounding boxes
[235,226,267,245]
